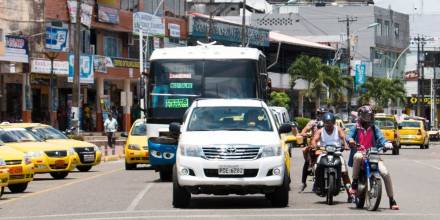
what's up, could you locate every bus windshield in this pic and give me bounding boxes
[148,59,258,123]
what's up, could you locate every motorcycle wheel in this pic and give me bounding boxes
[326,173,335,205]
[365,176,382,211]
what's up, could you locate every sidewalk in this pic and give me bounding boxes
[92,141,125,162]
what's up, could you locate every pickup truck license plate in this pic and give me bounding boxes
[218,166,244,175]
[83,154,95,162]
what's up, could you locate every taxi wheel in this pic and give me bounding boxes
[8,183,28,193]
[50,171,69,179]
[77,165,93,172]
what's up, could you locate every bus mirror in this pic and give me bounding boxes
[169,122,181,135]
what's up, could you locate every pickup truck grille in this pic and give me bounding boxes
[45,150,67,158]
[202,146,261,160]
[5,160,22,165]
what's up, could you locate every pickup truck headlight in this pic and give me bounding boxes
[25,151,44,158]
[261,145,282,157]
[68,148,76,156]
[180,145,204,157]
[128,144,141,150]
[23,155,32,165]
[0,159,6,166]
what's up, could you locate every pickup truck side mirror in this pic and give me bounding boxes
[278,123,292,134]
[169,122,181,136]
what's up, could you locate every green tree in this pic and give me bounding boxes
[269,91,290,109]
[358,77,406,109]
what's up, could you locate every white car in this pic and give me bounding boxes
[170,99,292,208]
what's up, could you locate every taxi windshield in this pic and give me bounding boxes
[400,121,421,128]
[0,128,41,143]
[131,122,146,136]
[30,127,68,140]
[375,118,396,129]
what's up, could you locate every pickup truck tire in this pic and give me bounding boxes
[8,183,28,193]
[268,168,289,207]
[77,165,93,172]
[172,166,191,208]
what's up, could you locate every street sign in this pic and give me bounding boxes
[45,27,68,52]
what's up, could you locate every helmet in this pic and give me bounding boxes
[322,112,336,124]
[358,105,374,123]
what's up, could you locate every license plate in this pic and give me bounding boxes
[9,166,22,174]
[218,166,244,175]
[55,160,65,168]
[402,135,415,139]
[83,154,95,162]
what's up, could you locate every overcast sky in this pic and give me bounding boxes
[247,0,440,15]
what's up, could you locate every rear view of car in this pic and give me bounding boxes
[172,99,292,208]
[399,120,429,149]
[374,114,401,155]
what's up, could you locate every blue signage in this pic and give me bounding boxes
[68,54,94,84]
[190,16,269,47]
[45,27,68,52]
[355,63,366,93]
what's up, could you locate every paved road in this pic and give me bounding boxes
[1,144,440,219]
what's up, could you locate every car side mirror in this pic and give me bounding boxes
[121,132,128,138]
[169,122,181,136]
[278,123,292,134]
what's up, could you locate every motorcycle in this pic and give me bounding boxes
[354,147,383,211]
[314,145,343,205]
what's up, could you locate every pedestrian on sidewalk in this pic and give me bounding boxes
[104,114,118,149]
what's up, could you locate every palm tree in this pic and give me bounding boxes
[358,77,406,109]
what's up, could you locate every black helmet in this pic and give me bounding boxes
[358,105,374,123]
[322,112,336,124]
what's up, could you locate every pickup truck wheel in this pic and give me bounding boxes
[50,171,69,179]
[172,166,191,208]
[8,183,28,193]
[268,168,289,207]
[77,165,93,172]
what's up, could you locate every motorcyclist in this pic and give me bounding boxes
[347,105,400,210]
[311,112,353,202]
[298,107,328,192]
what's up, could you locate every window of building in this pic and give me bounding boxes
[384,20,390,38]
[121,0,139,11]
[394,23,400,39]
[104,36,120,57]
[376,19,382,36]
[143,0,186,17]
[128,38,139,59]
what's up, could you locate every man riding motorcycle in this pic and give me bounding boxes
[347,105,400,210]
[311,112,353,202]
[298,107,327,192]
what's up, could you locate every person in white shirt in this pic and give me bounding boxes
[104,114,118,148]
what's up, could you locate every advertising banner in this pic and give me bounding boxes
[0,35,28,63]
[45,27,69,52]
[111,57,140,68]
[98,5,119,24]
[168,23,180,38]
[67,0,93,28]
[31,59,68,75]
[68,54,94,84]
[133,12,164,36]
[354,62,366,93]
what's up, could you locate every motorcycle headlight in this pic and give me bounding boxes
[180,145,204,157]
[128,144,141,150]
[0,159,6,166]
[261,145,282,157]
[25,151,44,158]
[325,145,336,153]
[68,148,76,156]
[23,155,32,165]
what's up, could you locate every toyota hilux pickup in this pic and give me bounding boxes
[170,99,293,208]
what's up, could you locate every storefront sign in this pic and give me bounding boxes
[133,12,164,36]
[405,70,419,80]
[168,23,180,38]
[111,57,140,68]
[68,54,94,84]
[31,59,68,75]
[98,5,119,24]
[0,35,28,63]
[67,0,93,28]
[408,97,440,105]
[189,16,269,47]
[45,27,68,52]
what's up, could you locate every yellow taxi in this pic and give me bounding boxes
[122,119,149,170]
[399,119,429,149]
[0,157,9,197]
[21,123,102,172]
[374,114,401,155]
[0,143,34,193]
[0,124,76,179]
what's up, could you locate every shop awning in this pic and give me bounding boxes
[269,32,335,51]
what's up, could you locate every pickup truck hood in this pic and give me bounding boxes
[179,131,281,146]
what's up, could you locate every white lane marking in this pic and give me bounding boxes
[413,160,440,171]
[76,213,440,220]
[126,183,154,211]
[0,208,350,219]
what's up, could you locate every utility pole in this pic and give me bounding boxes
[207,0,214,42]
[241,0,247,46]
[72,0,81,134]
[421,37,426,118]
[338,15,357,115]
[416,35,421,116]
